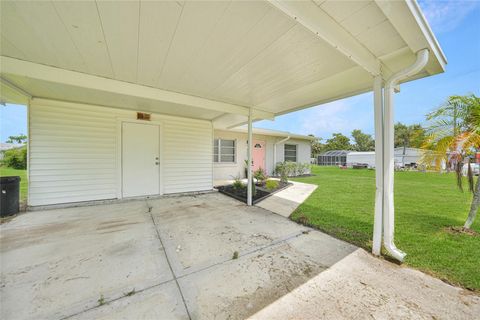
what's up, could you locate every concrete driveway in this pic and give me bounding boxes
[1,192,478,320]
[0,192,355,320]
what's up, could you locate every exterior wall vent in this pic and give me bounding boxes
[137,112,151,120]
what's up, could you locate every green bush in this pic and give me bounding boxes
[274,161,311,180]
[265,179,279,191]
[1,146,27,169]
[274,162,289,183]
[232,176,245,190]
[253,167,267,184]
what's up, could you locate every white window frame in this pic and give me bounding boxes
[284,143,297,162]
[213,138,236,163]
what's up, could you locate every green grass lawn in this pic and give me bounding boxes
[0,167,27,202]
[291,166,480,291]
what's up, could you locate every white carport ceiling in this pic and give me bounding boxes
[0,0,445,128]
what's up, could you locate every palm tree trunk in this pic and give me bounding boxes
[464,176,480,229]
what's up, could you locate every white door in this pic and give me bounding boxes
[122,122,160,197]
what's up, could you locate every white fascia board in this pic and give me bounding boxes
[374,0,447,73]
[0,56,274,120]
[269,0,381,76]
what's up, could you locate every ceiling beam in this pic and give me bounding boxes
[0,56,274,120]
[268,0,381,76]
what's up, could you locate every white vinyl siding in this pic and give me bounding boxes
[28,99,212,206]
[284,144,297,162]
[213,139,235,163]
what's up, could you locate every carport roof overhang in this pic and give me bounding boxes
[0,0,445,128]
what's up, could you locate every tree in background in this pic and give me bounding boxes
[422,94,480,229]
[351,129,374,151]
[394,123,426,152]
[309,134,324,157]
[324,133,351,151]
[6,134,27,144]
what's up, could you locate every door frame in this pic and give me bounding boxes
[116,118,164,199]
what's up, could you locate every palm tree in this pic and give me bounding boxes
[422,94,480,229]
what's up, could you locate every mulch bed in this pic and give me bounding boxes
[443,226,478,236]
[216,182,292,204]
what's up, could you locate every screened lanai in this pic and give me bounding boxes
[317,150,349,166]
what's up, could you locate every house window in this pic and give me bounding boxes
[214,139,236,163]
[284,144,297,162]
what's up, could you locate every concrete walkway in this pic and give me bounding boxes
[256,181,317,217]
[252,249,480,319]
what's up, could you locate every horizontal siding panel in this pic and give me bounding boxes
[30,153,114,160]
[29,194,117,205]
[30,184,116,194]
[164,174,213,181]
[29,99,213,206]
[29,174,115,182]
[30,128,118,138]
[30,163,115,170]
[30,179,115,187]
[30,123,115,133]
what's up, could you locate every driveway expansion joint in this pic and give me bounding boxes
[148,207,192,320]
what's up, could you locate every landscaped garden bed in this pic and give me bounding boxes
[216,162,311,204]
[216,180,292,204]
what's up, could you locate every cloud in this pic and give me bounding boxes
[418,0,479,33]
[299,94,374,139]
[300,101,352,136]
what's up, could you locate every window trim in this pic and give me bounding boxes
[284,143,298,162]
[213,138,237,164]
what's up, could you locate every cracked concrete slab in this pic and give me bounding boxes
[178,230,357,320]
[0,201,173,320]
[69,280,189,320]
[148,193,310,276]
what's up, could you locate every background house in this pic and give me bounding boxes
[346,147,425,168]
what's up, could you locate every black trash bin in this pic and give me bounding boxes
[1,176,21,217]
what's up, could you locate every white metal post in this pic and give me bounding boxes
[372,75,383,256]
[247,108,253,206]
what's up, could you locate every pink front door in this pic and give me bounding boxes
[252,140,266,172]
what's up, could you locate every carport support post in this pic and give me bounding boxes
[247,107,253,206]
[372,75,384,256]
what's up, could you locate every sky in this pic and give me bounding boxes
[1,0,479,142]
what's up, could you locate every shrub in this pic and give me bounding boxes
[1,146,27,169]
[265,179,279,191]
[232,176,245,190]
[253,167,267,185]
[275,161,311,179]
[275,162,289,183]
[299,163,311,175]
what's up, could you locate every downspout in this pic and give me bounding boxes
[273,136,290,171]
[383,49,429,261]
